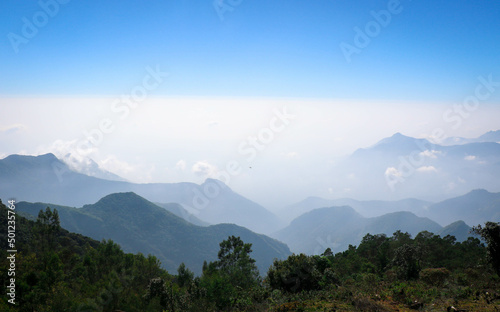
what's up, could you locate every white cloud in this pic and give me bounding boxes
[36,139,153,182]
[99,155,154,183]
[385,167,402,178]
[417,166,437,173]
[464,155,476,161]
[175,159,186,170]
[100,155,136,175]
[283,151,298,159]
[39,139,97,160]
[419,150,441,159]
[36,139,97,172]
[0,123,27,134]
[192,161,217,177]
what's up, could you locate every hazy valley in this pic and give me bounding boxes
[2,130,500,311]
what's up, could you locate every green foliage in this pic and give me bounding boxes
[177,262,194,288]
[0,200,173,311]
[194,236,262,310]
[392,243,422,280]
[266,254,326,293]
[2,197,499,311]
[263,228,498,310]
[215,235,260,289]
[16,194,291,275]
[419,268,451,286]
[472,222,500,275]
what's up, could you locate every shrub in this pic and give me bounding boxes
[420,268,450,287]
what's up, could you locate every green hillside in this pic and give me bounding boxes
[17,192,291,274]
[0,199,174,311]
[273,206,443,254]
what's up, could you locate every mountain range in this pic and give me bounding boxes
[16,192,291,275]
[278,196,431,224]
[2,130,500,271]
[327,131,500,201]
[0,153,282,234]
[424,189,500,226]
[272,205,476,255]
[281,189,500,228]
[442,130,500,145]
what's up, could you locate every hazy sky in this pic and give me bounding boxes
[1,1,500,208]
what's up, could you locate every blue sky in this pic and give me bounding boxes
[1,0,499,100]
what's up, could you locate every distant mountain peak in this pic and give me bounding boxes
[94,192,145,205]
[447,220,469,227]
[2,153,67,171]
[5,153,59,162]
[350,133,436,157]
[483,130,500,135]
[375,132,429,146]
[203,178,228,189]
[463,189,497,199]
[88,192,161,215]
[37,152,59,160]
[60,153,127,182]
[478,130,500,142]
[442,129,500,146]
[468,188,490,194]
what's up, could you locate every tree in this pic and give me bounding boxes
[358,233,389,273]
[199,236,260,310]
[36,207,61,250]
[266,254,323,293]
[392,243,422,280]
[472,222,500,275]
[177,262,194,288]
[321,247,333,257]
[215,235,259,289]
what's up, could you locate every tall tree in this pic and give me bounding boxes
[216,235,259,289]
[472,222,500,275]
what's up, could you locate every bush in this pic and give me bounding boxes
[266,254,322,293]
[420,268,450,287]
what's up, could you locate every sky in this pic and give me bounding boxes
[1,1,500,209]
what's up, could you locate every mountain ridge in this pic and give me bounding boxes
[0,153,282,234]
[272,204,475,255]
[16,192,291,275]
[328,131,500,201]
